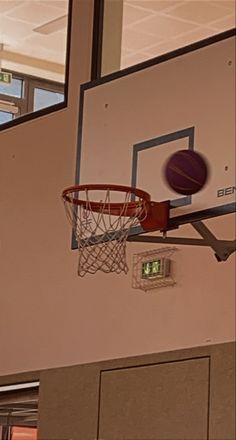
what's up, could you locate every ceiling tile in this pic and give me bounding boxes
[169,1,233,24]
[145,39,180,56]
[6,2,63,25]
[39,0,69,12]
[146,27,218,57]
[211,15,236,29]
[131,13,197,38]
[33,14,67,34]
[0,16,33,43]
[170,26,218,46]
[210,1,236,11]
[121,51,151,68]
[7,41,65,64]
[25,31,67,53]
[123,3,153,26]
[0,0,22,14]
[125,0,183,13]
[122,27,163,50]
[122,48,133,57]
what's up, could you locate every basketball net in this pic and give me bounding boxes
[62,187,148,276]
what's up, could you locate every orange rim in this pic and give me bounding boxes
[62,184,151,216]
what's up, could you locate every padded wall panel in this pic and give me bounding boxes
[98,358,209,439]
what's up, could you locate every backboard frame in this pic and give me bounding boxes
[72,28,236,252]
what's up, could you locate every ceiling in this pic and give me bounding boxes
[0,0,235,81]
[121,0,235,68]
[0,0,69,82]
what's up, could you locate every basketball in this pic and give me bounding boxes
[164,150,208,195]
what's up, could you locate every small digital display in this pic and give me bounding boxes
[142,259,162,278]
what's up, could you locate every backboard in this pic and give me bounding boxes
[75,32,235,241]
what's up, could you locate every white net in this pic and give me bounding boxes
[62,187,148,276]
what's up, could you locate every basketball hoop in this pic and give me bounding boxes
[62,184,169,276]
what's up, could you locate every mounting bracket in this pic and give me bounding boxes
[191,221,236,261]
[128,221,236,262]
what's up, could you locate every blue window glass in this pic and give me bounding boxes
[0,78,23,98]
[0,111,13,124]
[33,88,64,111]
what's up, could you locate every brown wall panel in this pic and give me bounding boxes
[0,342,235,439]
[209,343,236,439]
[98,358,210,439]
[38,365,99,440]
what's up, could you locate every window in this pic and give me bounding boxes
[0,72,64,126]
[100,0,236,75]
[0,382,39,440]
[0,0,72,128]
[0,111,14,124]
[33,88,64,111]
[0,79,23,99]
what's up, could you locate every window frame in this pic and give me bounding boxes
[0,71,64,125]
[0,0,73,131]
[91,1,236,80]
[0,72,28,120]
[27,78,64,113]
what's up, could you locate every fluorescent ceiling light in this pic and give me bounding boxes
[34,15,68,35]
[0,381,39,392]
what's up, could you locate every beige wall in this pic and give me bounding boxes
[0,4,235,377]
[0,0,95,375]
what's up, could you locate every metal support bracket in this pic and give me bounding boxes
[191,221,236,261]
[128,221,236,262]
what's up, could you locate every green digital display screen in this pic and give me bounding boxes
[142,259,162,278]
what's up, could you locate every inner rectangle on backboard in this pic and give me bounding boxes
[132,128,194,211]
